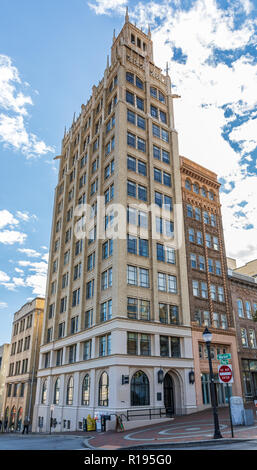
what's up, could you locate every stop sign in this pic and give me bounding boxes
[218,364,233,383]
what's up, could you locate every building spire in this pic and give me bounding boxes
[106,54,109,69]
[166,61,170,76]
[125,6,129,23]
[148,24,151,38]
[113,29,116,42]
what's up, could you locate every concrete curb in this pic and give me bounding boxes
[82,437,254,450]
[120,438,254,450]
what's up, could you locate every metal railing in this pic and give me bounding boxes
[127,407,173,421]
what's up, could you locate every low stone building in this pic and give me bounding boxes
[2,298,44,431]
[228,266,257,401]
[0,344,10,419]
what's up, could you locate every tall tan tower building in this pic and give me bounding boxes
[33,12,197,432]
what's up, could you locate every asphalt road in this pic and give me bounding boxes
[0,433,86,450]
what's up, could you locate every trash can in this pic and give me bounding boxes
[243,409,254,426]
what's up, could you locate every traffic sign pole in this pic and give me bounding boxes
[226,384,234,438]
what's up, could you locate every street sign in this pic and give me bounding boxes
[218,364,233,384]
[217,353,231,361]
[219,359,229,365]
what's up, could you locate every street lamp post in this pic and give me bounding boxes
[203,327,223,439]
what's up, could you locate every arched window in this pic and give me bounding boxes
[237,299,244,318]
[193,183,199,194]
[41,379,47,404]
[17,407,23,431]
[66,376,74,405]
[82,374,90,406]
[5,407,9,421]
[185,179,191,190]
[10,406,16,426]
[53,378,60,405]
[201,186,207,197]
[98,372,109,406]
[131,370,150,406]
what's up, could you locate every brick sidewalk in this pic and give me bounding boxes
[83,406,257,450]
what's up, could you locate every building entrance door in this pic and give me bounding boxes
[164,373,174,417]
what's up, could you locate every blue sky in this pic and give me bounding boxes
[0,0,256,343]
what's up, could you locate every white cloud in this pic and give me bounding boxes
[18,248,41,258]
[0,271,10,283]
[0,229,27,245]
[0,302,8,309]
[14,267,24,275]
[0,209,19,229]
[0,54,54,159]
[88,0,127,15]
[89,0,257,265]
[25,274,46,296]
[130,0,257,265]
[229,118,257,155]
[0,55,32,115]
[16,211,38,222]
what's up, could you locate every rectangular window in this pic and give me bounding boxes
[58,322,65,338]
[86,280,95,299]
[139,239,149,257]
[139,268,149,288]
[127,131,136,148]
[127,297,138,319]
[127,155,136,172]
[152,123,160,138]
[126,90,134,105]
[137,115,145,130]
[201,282,208,299]
[192,280,199,297]
[136,96,144,111]
[160,336,169,357]
[168,275,177,293]
[72,288,80,307]
[127,332,138,355]
[138,184,147,201]
[127,265,137,285]
[190,253,197,269]
[153,145,161,160]
[127,234,137,254]
[127,180,136,198]
[83,340,92,360]
[241,328,248,347]
[137,137,146,152]
[151,104,158,118]
[127,109,136,124]
[158,272,166,291]
[70,316,79,334]
[140,334,151,356]
[154,167,162,183]
[85,309,93,329]
[138,160,146,176]
[170,337,181,357]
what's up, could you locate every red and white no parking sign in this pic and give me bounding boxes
[218,364,233,384]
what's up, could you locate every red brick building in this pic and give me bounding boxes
[180,156,242,410]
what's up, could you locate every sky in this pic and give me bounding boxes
[0,0,256,343]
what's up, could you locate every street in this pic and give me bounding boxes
[0,433,86,450]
